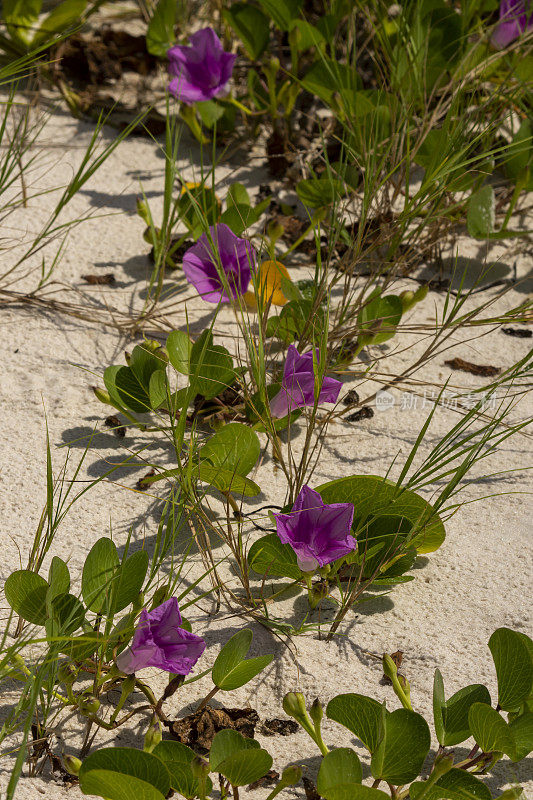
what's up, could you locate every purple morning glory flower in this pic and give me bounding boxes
[491,0,533,48]
[167,28,236,105]
[270,344,342,418]
[182,223,256,303]
[116,597,205,675]
[274,485,356,572]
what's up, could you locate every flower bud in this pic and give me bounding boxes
[144,720,162,753]
[309,698,323,727]
[269,57,280,74]
[400,290,416,312]
[63,755,82,776]
[58,662,77,685]
[283,691,307,721]
[78,695,100,716]
[92,386,112,405]
[382,653,398,681]
[280,764,302,786]
[431,753,454,780]
[136,197,150,224]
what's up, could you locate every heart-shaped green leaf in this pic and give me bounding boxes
[327,694,385,754]
[488,628,533,712]
[468,703,514,757]
[371,709,430,785]
[317,748,362,798]
[199,423,260,477]
[248,533,302,580]
[4,570,49,625]
[81,537,120,614]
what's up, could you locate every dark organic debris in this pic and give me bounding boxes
[247,769,280,790]
[136,468,156,491]
[347,406,374,422]
[165,705,259,751]
[342,389,360,406]
[260,718,300,736]
[82,273,116,286]
[502,327,532,339]
[381,650,405,686]
[303,776,323,799]
[444,357,500,377]
[104,415,126,439]
[266,127,292,178]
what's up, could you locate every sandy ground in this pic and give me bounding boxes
[0,106,532,800]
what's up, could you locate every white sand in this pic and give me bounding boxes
[0,108,532,799]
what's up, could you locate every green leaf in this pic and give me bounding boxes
[166,330,191,375]
[149,369,168,410]
[468,703,514,757]
[3,0,42,46]
[442,684,492,746]
[209,729,259,771]
[317,748,362,797]
[47,556,70,603]
[79,770,166,800]
[113,550,149,614]
[248,533,302,580]
[326,694,385,754]
[46,592,85,637]
[153,741,213,798]
[302,59,359,109]
[256,0,302,30]
[227,182,251,208]
[212,629,273,690]
[371,709,431,785]
[199,423,260,477]
[358,292,403,345]
[146,0,177,57]
[223,3,270,59]
[80,747,171,798]
[508,712,533,761]
[196,464,261,496]
[4,570,48,625]
[467,185,494,239]
[296,177,344,208]
[322,787,390,800]
[219,747,273,787]
[219,203,261,235]
[410,768,492,800]
[317,475,445,554]
[488,628,533,712]
[33,0,86,45]
[81,537,120,614]
[190,331,236,400]
[196,99,225,129]
[289,19,325,51]
[433,668,446,745]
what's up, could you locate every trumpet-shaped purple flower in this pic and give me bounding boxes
[116,597,205,675]
[270,345,342,418]
[182,224,256,303]
[168,28,236,105]
[491,0,533,48]
[274,485,356,572]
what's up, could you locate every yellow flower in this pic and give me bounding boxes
[245,260,291,309]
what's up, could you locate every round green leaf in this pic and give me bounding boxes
[442,684,491,746]
[79,769,166,800]
[199,423,260,477]
[4,570,49,625]
[209,729,259,772]
[113,550,149,614]
[190,331,236,400]
[80,748,171,798]
[248,533,302,581]
[468,703,515,757]
[326,694,385,754]
[317,748,362,798]
[488,628,533,712]
[218,747,273,787]
[371,709,430,785]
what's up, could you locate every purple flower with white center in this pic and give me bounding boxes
[491,0,533,48]
[274,485,356,572]
[182,223,256,303]
[116,597,205,675]
[269,344,342,418]
[167,28,236,105]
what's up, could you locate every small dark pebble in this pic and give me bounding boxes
[347,406,374,422]
[247,769,279,791]
[342,389,360,406]
[261,718,300,736]
[104,415,126,438]
[82,273,116,285]
[502,327,532,339]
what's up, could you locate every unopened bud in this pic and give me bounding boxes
[400,290,416,312]
[280,764,302,786]
[92,386,112,405]
[63,755,82,775]
[283,691,307,721]
[382,653,398,681]
[432,753,454,780]
[309,698,323,727]
[78,696,100,716]
[136,197,150,224]
[144,719,162,753]
[269,57,280,74]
